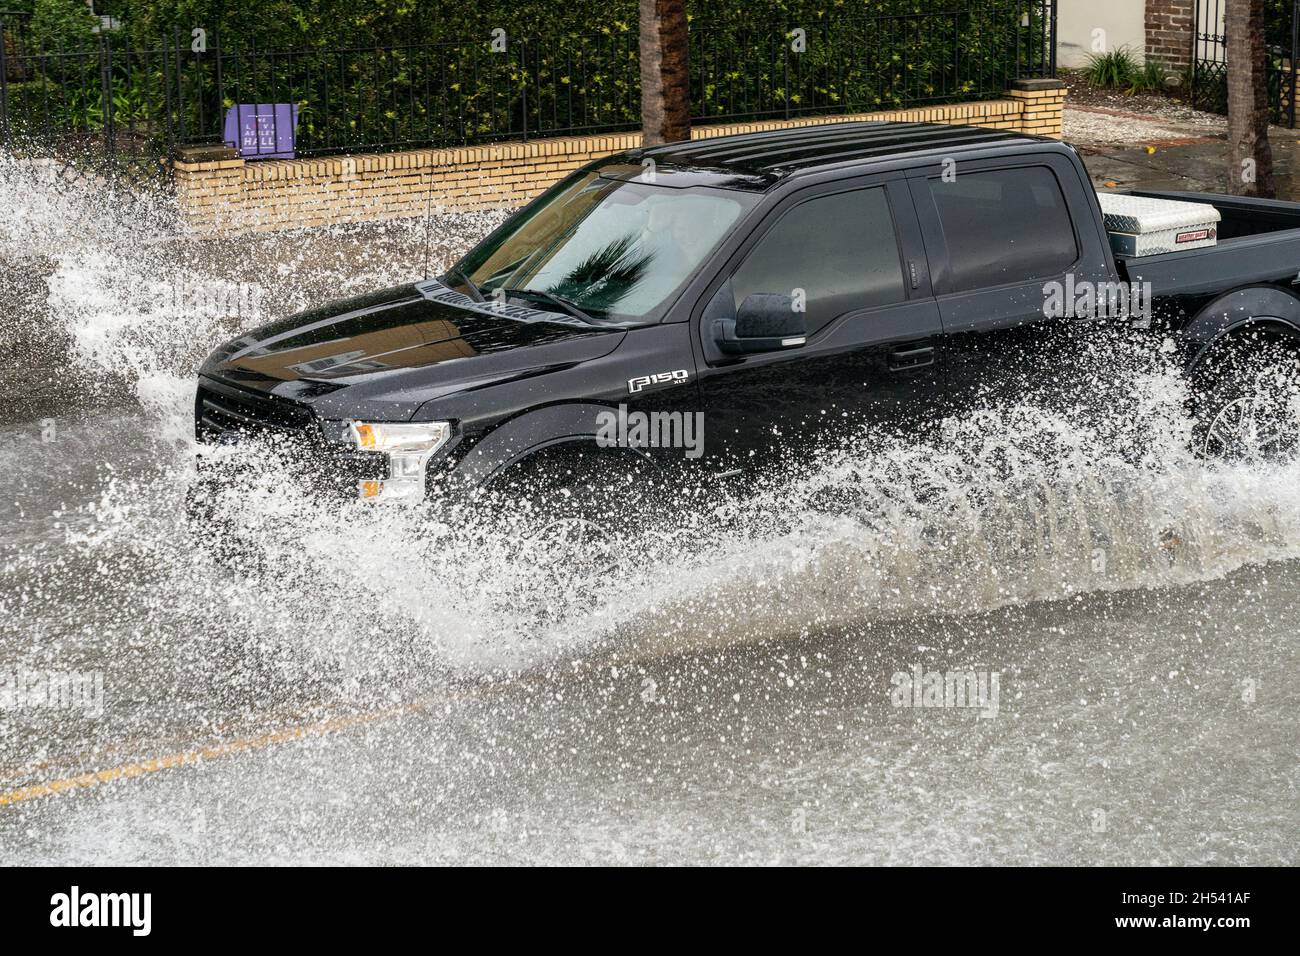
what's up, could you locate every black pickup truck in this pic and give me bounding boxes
[195,121,1300,516]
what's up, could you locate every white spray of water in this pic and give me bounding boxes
[4,155,1300,679]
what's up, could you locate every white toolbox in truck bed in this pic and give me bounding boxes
[1096,192,1221,257]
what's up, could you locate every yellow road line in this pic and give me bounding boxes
[0,702,420,808]
[0,698,418,786]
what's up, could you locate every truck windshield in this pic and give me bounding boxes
[449,171,755,323]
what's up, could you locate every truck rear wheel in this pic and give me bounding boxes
[1192,337,1300,462]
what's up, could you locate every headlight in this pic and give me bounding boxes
[348,421,450,503]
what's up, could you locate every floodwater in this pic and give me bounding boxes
[0,156,1296,865]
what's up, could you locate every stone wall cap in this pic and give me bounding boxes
[1010,78,1067,92]
[174,144,241,163]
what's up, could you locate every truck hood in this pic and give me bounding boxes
[199,282,624,421]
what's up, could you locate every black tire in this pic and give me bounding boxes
[1191,335,1300,463]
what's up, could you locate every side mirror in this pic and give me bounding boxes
[713,293,807,355]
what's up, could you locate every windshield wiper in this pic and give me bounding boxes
[506,288,601,324]
[445,265,486,302]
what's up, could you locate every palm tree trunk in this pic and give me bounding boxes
[1226,0,1275,197]
[640,0,690,146]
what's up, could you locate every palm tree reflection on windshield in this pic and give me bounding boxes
[549,233,656,313]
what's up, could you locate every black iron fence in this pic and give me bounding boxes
[0,2,1055,181]
[1190,0,1299,128]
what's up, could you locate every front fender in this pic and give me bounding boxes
[447,402,652,489]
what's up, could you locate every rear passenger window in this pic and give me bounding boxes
[929,166,1077,293]
[732,186,905,336]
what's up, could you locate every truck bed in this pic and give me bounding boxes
[1114,190,1300,295]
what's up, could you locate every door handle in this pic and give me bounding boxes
[888,345,934,371]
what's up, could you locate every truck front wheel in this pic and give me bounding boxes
[485,445,665,621]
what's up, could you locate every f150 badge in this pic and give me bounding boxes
[628,369,689,394]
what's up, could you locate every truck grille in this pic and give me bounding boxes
[193,376,383,498]
[195,377,316,444]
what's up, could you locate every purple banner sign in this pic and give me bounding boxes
[223,104,298,160]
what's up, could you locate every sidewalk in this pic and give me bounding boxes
[1065,103,1300,198]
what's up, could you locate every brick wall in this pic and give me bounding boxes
[174,82,1066,236]
[1007,79,1067,138]
[1146,0,1194,70]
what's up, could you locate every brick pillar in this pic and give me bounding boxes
[1008,78,1066,139]
[1147,0,1194,70]
[172,144,245,234]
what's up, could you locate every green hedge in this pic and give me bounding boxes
[3,1,1053,161]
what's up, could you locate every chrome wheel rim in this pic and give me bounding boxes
[1203,391,1298,463]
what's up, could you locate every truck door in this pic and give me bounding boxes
[692,174,944,475]
[907,154,1113,414]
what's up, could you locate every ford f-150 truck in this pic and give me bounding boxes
[194,121,1300,516]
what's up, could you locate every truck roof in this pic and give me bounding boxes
[630,121,1050,190]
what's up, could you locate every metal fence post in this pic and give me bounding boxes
[100,33,116,174]
[1284,0,1294,128]
[1014,7,1022,79]
[162,37,174,157]
[783,33,790,120]
[0,21,9,148]
[1048,0,1058,77]
[174,26,185,145]
[214,28,224,147]
[520,39,528,143]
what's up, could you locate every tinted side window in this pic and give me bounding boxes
[733,186,905,336]
[928,166,1078,293]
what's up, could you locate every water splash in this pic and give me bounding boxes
[4,153,1300,683]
